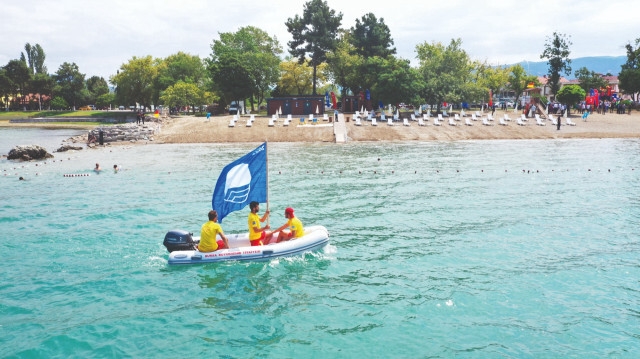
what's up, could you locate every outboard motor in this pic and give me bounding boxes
[163,229,198,252]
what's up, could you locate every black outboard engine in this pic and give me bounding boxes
[163,229,198,252]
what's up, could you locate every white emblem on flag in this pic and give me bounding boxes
[224,163,251,203]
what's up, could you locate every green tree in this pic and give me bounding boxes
[95,93,115,109]
[207,27,282,110]
[110,56,157,110]
[475,62,510,103]
[326,30,362,95]
[556,84,585,115]
[50,96,68,110]
[160,81,207,113]
[4,59,32,109]
[574,67,607,94]
[155,52,205,105]
[286,0,342,95]
[30,73,54,110]
[416,38,473,112]
[85,75,109,105]
[619,38,640,101]
[20,43,47,75]
[0,68,13,109]
[370,56,422,106]
[507,64,539,105]
[540,32,572,98]
[278,58,327,95]
[350,13,395,58]
[54,62,85,110]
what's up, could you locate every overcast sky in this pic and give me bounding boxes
[2,0,638,80]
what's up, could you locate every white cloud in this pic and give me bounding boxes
[1,0,636,80]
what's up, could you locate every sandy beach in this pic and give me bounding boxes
[154,109,640,143]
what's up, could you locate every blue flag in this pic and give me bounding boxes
[366,89,370,100]
[325,92,331,107]
[212,143,267,223]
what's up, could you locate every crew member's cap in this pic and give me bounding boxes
[285,207,294,215]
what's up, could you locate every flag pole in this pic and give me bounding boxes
[266,140,270,226]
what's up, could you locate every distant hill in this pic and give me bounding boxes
[508,56,626,79]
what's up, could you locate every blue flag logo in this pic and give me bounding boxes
[212,143,267,222]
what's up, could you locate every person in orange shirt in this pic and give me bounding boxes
[198,210,229,252]
[273,207,304,243]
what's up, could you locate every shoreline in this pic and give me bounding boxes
[2,110,640,144]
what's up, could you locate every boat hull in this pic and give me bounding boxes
[167,225,329,264]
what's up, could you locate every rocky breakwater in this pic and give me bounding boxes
[67,122,161,147]
[8,145,54,161]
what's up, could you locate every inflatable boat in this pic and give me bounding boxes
[164,225,329,264]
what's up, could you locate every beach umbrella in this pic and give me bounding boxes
[361,105,364,113]
[316,105,319,114]
[279,106,282,117]
[514,103,518,113]
[564,109,568,118]
[449,105,453,113]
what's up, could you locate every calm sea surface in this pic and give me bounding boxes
[1,131,639,358]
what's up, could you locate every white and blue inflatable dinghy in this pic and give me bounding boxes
[164,225,329,264]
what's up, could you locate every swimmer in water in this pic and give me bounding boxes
[113,164,120,173]
[94,163,102,172]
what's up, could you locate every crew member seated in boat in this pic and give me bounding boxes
[248,201,272,246]
[273,207,304,243]
[198,210,229,252]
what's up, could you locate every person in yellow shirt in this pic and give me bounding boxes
[198,210,229,252]
[248,201,272,246]
[274,207,304,243]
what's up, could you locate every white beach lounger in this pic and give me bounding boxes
[454,114,461,121]
[410,114,416,122]
[355,111,360,119]
[487,114,494,121]
[460,109,466,117]
[471,114,479,121]
[448,118,458,126]
[520,114,528,121]
[284,117,290,126]
[371,117,378,126]
[438,114,444,122]
[475,111,482,117]
[433,117,442,126]
[381,114,386,121]
[268,117,275,127]
[442,111,449,117]
[323,114,329,121]
[516,118,526,126]
[387,117,394,126]
[482,118,492,126]
[228,117,236,127]
[503,114,512,121]
[499,118,508,126]
[566,117,576,126]
[418,117,426,126]
[355,117,362,126]
[403,118,410,126]
[549,115,558,126]
[246,117,253,127]
[536,117,545,126]
[465,118,473,126]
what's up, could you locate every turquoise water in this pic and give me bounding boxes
[0,127,86,155]
[1,136,640,358]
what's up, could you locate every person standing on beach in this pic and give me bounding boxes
[273,207,304,243]
[248,201,272,246]
[557,116,561,130]
[198,210,229,252]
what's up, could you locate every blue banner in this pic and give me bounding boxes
[212,143,267,223]
[366,89,370,100]
[325,92,331,107]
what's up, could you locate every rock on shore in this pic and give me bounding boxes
[7,145,54,161]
